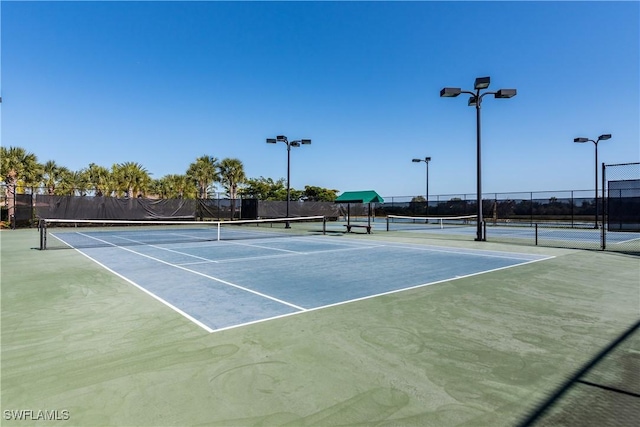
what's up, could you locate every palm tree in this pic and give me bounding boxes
[112,162,151,198]
[0,146,39,220]
[153,174,194,199]
[87,163,111,196]
[218,158,246,219]
[22,160,44,196]
[54,168,77,196]
[187,155,219,199]
[63,169,90,196]
[42,160,67,195]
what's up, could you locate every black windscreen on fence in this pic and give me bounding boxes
[608,179,640,231]
[35,195,197,220]
[13,194,34,227]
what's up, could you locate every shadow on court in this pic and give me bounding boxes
[519,319,640,427]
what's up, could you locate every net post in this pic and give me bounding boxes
[386,216,390,232]
[217,222,221,241]
[39,218,47,250]
[322,216,326,235]
[535,223,538,246]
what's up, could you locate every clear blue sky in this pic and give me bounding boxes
[2,0,639,198]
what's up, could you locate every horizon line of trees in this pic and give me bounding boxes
[1,146,340,218]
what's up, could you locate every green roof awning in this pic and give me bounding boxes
[335,190,384,204]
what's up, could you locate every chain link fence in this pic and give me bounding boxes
[3,175,639,253]
[602,162,640,253]
[380,190,601,227]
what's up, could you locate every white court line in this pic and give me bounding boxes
[379,242,547,261]
[112,235,220,263]
[613,236,640,245]
[218,239,306,254]
[106,234,304,262]
[127,252,307,311]
[101,233,385,265]
[275,235,386,247]
[179,252,305,266]
[179,244,384,266]
[58,229,384,262]
[296,233,545,260]
[208,255,556,334]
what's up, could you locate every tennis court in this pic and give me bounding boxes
[48,225,551,332]
[2,225,638,426]
[385,214,640,247]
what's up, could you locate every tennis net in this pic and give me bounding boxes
[39,216,326,250]
[386,214,478,232]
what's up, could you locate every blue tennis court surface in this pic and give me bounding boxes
[59,233,553,332]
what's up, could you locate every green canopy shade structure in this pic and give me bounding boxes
[334,190,384,204]
[335,191,384,233]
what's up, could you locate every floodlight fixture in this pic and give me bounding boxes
[266,133,311,227]
[439,75,517,241]
[495,89,517,99]
[474,76,491,90]
[572,133,612,229]
[440,87,462,98]
[412,156,432,214]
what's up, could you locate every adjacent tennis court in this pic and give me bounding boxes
[385,214,640,246]
[49,225,551,332]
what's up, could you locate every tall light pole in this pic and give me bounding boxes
[412,157,431,215]
[440,76,516,241]
[574,133,611,228]
[266,135,311,228]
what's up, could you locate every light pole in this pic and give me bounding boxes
[440,76,516,241]
[266,135,311,227]
[573,134,611,228]
[412,157,431,215]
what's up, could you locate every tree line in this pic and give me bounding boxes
[0,146,339,202]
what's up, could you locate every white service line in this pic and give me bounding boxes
[218,239,305,254]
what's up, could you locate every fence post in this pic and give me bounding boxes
[530,192,533,225]
[601,162,606,250]
[571,190,574,228]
